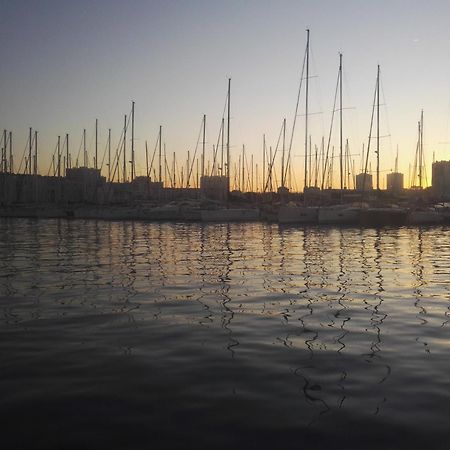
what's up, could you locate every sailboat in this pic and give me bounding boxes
[317,53,361,225]
[406,111,442,225]
[358,65,407,226]
[278,29,319,224]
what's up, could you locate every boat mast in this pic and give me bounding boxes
[2,131,5,172]
[201,114,206,181]
[57,135,61,177]
[1,130,5,172]
[221,117,224,176]
[66,133,69,174]
[34,131,38,176]
[95,118,98,170]
[123,115,127,182]
[173,151,176,187]
[281,118,286,188]
[29,127,32,175]
[108,129,111,181]
[159,125,162,184]
[9,131,13,174]
[227,78,231,194]
[262,134,266,192]
[339,52,343,191]
[304,29,310,191]
[242,144,245,191]
[376,65,380,190]
[131,101,135,181]
[419,110,423,188]
[83,128,87,168]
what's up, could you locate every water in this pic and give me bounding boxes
[1,219,450,449]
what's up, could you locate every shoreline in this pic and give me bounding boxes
[0,203,448,227]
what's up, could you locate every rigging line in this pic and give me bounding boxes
[47,139,59,176]
[164,150,174,187]
[362,75,379,196]
[99,131,110,172]
[321,67,340,190]
[187,118,203,186]
[109,116,129,183]
[379,74,394,161]
[109,104,133,181]
[109,128,124,182]
[264,119,284,192]
[210,118,224,176]
[74,132,84,168]
[147,130,159,178]
[309,44,326,137]
[211,92,229,175]
[285,45,307,184]
[341,62,360,147]
[17,133,30,175]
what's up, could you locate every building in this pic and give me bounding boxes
[200,175,228,202]
[386,172,404,192]
[65,167,106,203]
[355,173,373,191]
[432,160,450,199]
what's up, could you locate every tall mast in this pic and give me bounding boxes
[83,128,87,168]
[339,52,343,191]
[281,118,286,188]
[419,110,424,188]
[57,135,61,177]
[221,117,224,176]
[123,115,127,182]
[131,101,135,181]
[304,28,310,191]
[164,143,167,186]
[108,129,111,181]
[159,125,162,184]
[9,131,13,173]
[34,131,38,176]
[66,133,69,174]
[29,127,32,175]
[269,146,273,192]
[376,65,380,190]
[172,152,177,188]
[227,78,231,193]
[173,152,176,187]
[201,114,206,180]
[251,153,254,192]
[242,144,245,192]
[145,140,149,178]
[262,134,266,192]
[95,118,98,170]
[2,130,6,172]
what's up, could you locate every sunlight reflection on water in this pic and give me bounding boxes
[1,219,450,449]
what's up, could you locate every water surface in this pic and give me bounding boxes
[1,219,450,449]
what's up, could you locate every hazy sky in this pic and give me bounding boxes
[1,0,450,188]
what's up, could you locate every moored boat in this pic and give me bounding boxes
[359,207,407,227]
[201,208,260,222]
[318,205,360,225]
[278,205,318,224]
[406,208,443,225]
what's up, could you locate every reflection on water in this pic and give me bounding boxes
[1,219,450,449]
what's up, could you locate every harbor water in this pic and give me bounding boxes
[1,218,450,449]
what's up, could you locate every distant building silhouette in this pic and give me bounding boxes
[432,161,450,199]
[387,172,404,192]
[355,173,373,191]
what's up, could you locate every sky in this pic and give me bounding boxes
[1,0,450,190]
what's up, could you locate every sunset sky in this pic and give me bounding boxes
[1,0,450,189]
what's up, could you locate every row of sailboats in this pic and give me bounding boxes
[278,30,441,225]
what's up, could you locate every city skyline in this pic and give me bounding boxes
[2,0,450,189]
